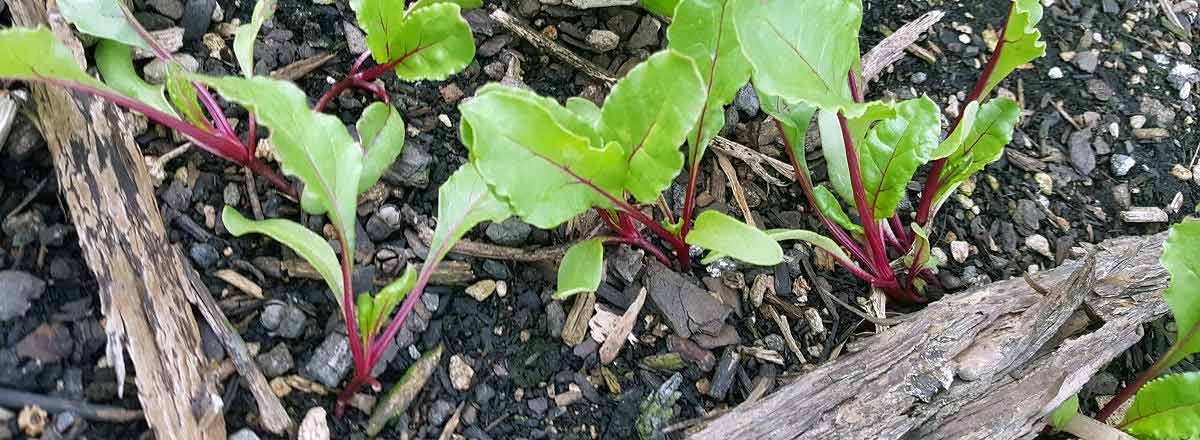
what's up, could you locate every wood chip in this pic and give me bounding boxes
[562,292,596,346]
[271,52,336,82]
[214,269,264,299]
[600,287,647,364]
[437,402,466,440]
[132,28,184,59]
[1133,128,1169,141]
[0,91,18,151]
[716,153,756,228]
[760,304,806,364]
[738,346,784,365]
[1119,207,1169,223]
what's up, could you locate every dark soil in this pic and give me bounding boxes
[0,0,1196,438]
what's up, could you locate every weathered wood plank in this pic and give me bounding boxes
[696,232,1169,439]
[4,0,225,437]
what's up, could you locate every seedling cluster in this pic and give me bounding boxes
[0,0,1057,421]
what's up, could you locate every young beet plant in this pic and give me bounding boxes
[1049,218,1200,440]
[722,0,1046,303]
[443,0,786,299]
[0,0,481,414]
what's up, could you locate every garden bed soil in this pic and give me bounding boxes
[0,0,1196,438]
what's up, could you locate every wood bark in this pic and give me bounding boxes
[5,1,226,438]
[696,232,1171,440]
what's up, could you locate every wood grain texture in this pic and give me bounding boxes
[696,232,1169,440]
[5,0,225,437]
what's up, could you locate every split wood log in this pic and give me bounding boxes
[696,232,1171,439]
[3,0,238,437]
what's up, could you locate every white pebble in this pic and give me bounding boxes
[1048,67,1064,79]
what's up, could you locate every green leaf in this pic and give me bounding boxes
[1048,395,1079,430]
[565,97,602,127]
[555,238,605,300]
[222,207,345,308]
[1121,372,1200,439]
[933,97,1020,211]
[233,0,277,78]
[356,293,375,346]
[407,0,483,10]
[903,223,939,272]
[359,1,475,81]
[817,102,895,204]
[1159,218,1200,366]
[702,228,858,272]
[94,39,174,116]
[165,63,207,129]
[355,102,407,193]
[687,210,783,266]
[758,90,816,176]
[767,229,855,267]
[813,185,862,234]
[461,84,626,228]
[427,165,512,266]
[857,96,942,219]
[58,0,147,49]
[0,27,109,89]
[365,266,417,338]
[599,50,706,203]
[641,0,680,16]
[733,0,865,115]
[979,0,1045,100]
[934,101,980,158]
[667,0,752,166]
[193,75,362,254]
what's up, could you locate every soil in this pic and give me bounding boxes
[0,0,1196,438]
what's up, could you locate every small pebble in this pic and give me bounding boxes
[1025,234,1052,258]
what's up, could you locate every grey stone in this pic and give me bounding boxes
[229,428,261,440]
[1168,63,1199,93]
[734,84,759,116]
[1068,129,1096,175]
[517,0,541,17]
[763,334,786,352]
[1111,154,1137,177]
[383,142,431,187]
[627,16,661,50]
[1086,79,1115,101]
[608,245,644,283]
[301,330,353,388]
[1140,96,1175,126]
[1086,372,1120,395]
[223,182,241,208]
[428,400,455,425]
[474,383,495,405]
[181,0,216,41]
[463,9,496,36]
[162,180,192,211]
[545,301,565,338]
[147,0,184,20]
[255,344,294,377]
[647,263,732,338]
[527,397,549,415]
[344,21,368,55]
[485,218,532,246]
[707,348,740,400]
[1074,50,1099,73]
[4,116,44,161]
[261,303,307,339]
[586,30,620,52]
[189,243,219,268]
[365,205,403,242]
[144,54,200,84]
[0,271,44,321]
[2,210,42,247]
